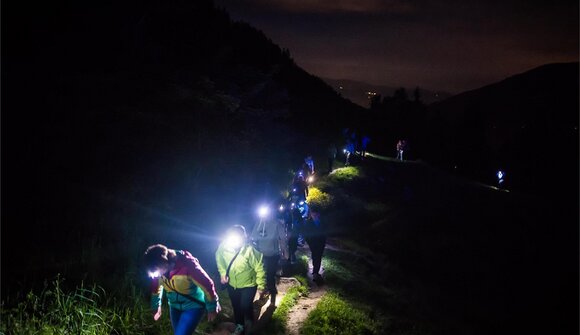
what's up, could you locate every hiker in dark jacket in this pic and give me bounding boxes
[303,206,327,282]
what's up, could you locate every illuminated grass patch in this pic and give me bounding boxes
[301,292,379,335]
[306,187,334,210]
[329,166,361,182]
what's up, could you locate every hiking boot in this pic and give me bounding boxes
[313,273,323,283]
[231,324,244,335]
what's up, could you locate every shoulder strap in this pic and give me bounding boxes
[226,247,242,279]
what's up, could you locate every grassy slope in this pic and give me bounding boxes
[306,158,577,335]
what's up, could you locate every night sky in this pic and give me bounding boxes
[215,0,578,93]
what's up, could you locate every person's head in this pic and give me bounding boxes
[223,225,247,249]
[144,244,173,277]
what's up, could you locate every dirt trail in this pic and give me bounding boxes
[286,280,326,335]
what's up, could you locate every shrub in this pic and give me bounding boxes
[306,187,334,210]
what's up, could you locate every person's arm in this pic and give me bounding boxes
[150,278,164,320]
[188,257,221,318]
[277,219,287,259]
[250,247,266,290]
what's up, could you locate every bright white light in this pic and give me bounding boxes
[307,176,314,183]
[148,270,160,279]
[299,201,304,206]
[224,233,243,249]
[293,188,297,192]
[258,206,269,218]
[343,149,347,153]
[497,170,504,179]
[279,205,284,211]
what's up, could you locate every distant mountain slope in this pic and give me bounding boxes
[323,78,451,107]
[423,62,579,198]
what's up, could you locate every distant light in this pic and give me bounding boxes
[258,205,269,218]
[293,188,297,192]
[299,201,304,206]
[279,205,284,211]
[343,148,347,153]
[148,270,160,279]
[497,170,504,179]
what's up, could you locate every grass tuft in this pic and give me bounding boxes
[306,187,334,210]
[301,291,379,335]
[329,167,362,182]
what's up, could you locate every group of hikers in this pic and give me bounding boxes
[142,136,412,335]
[143,155,326,335]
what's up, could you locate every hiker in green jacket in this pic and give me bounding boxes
[216,225,266,335]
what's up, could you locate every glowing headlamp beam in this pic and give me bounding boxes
[258,205,269,218]
[224,233,243,249]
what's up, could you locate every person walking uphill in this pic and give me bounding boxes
[216,225,266,335]
[144,244,221,335]
[251,208,286,305]
[303,205,327,283]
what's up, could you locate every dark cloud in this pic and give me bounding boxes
[216,0,578,93]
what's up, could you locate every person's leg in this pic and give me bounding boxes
[240,286,258,332]
[264,255,278,295]
[173,308,204,335]
[310,237,326,275]
[228,286,244,326]
[169,308,182,332]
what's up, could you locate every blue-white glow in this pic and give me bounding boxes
[224,233,243,249]
[258,205,270,218]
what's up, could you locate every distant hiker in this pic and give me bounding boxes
[344,140,355,166]
[360,135,371,159]
[216,225,266,335]
[303,205,326,283]
[304,155,315,175]
[288,200,308,264]
[327,144,337,173]
[396,139,407,160]
[144,244,220,335]
[291,172,309,201]
[251,209,286,305]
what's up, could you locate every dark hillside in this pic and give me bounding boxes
[313,160,578,335]
[2,0,363,296]
[423,63,578,199]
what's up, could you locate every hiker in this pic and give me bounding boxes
[344,140,355,166]
[216,225,266,335]
[327,143,337,173]
[144,244,220,335]
[396,139,407,160]
[360,135,371,159]
[251,206,286,304]
[304,155,315,175]
[291,172,309,201]
[303,205,327,283]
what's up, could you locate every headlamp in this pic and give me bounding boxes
[224,233,243,249]
[279,205,285,211]
[148,270,161,279]
[258,205,270,218]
